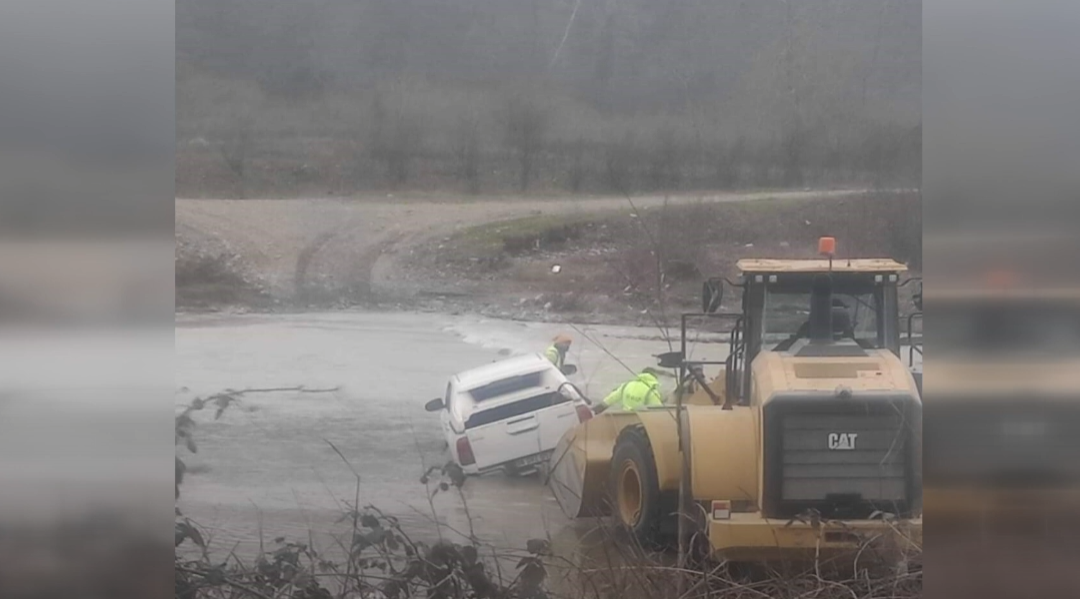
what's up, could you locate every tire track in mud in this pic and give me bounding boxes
[292,223,408,305]
[292,230,338,301]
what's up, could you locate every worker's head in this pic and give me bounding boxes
[637,370,660,387]
[830,298,852,334]
[553,333,573,350]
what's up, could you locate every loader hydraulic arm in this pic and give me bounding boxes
[686,365,724,407]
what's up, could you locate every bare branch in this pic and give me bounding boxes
[176,564,275,599]
[548,0,584,72]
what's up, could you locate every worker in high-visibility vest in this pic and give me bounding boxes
[594,370,664,414]
[545,334,573,369]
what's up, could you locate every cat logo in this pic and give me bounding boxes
[827,432,858,450]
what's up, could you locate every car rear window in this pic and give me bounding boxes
[467,371,545,402]
[464,391,568,429]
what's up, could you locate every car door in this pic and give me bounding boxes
[534,385,583,453]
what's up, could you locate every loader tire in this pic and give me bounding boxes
[609,425,662,548]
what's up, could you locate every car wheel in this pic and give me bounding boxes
[535,460,551,481]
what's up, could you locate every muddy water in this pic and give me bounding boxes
[175,311,726,561]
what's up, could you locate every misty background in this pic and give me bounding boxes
[176,0,920,197]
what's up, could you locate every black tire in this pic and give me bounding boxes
[609,425,663,548]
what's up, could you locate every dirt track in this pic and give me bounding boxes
[175,189,877,307]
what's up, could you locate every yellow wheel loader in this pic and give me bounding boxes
[548,241,923,564]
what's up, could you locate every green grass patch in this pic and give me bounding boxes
[450,211,619,254]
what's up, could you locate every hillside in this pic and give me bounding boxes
[176,0,921,197]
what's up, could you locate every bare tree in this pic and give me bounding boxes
[369,90,425,186]
[604,131,636,193]
[254,8,328,102]
[752,140,775,188]
[453,112,482,194]
[822,136,844,186]
[780,0,805,188]
[781,125,807,187]
[591,6,617,110]
[504,96,548,192]
[567,136,587,193]
[646,128,681,191]
[365,91,388,180]
[390,114,424,186]
[717,136,748,189]
[219,113,254,198]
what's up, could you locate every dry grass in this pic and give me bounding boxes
[175,500,921,599]
[410,191,923,323]
[175,229,273,310]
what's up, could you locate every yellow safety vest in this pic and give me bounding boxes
[602,374,663,411]
[545,345,564,368]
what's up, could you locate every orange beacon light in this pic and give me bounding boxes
[818,236,836,257]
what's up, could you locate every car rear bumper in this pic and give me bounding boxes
[470,449,555,476]
[706,512,922,562]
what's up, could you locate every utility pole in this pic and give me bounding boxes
[675,361,692,594]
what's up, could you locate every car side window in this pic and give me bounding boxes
[444,382,453,410]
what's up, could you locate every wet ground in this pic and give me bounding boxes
[175,311,723,560]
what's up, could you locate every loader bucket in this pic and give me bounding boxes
[548,412,642,519]
[548,428,589,519]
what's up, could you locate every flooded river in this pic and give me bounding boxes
[175,311,725,560]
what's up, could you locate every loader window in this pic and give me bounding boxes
[762,289,881,349]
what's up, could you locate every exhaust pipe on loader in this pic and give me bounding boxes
[808,274,834,343]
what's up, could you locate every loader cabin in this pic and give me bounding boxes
[712,256,909,406]
[694,248,922,524]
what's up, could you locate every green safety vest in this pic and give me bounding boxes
[545,345,564,368]
[602,374,663,411]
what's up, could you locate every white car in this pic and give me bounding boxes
[425,353,592,476]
